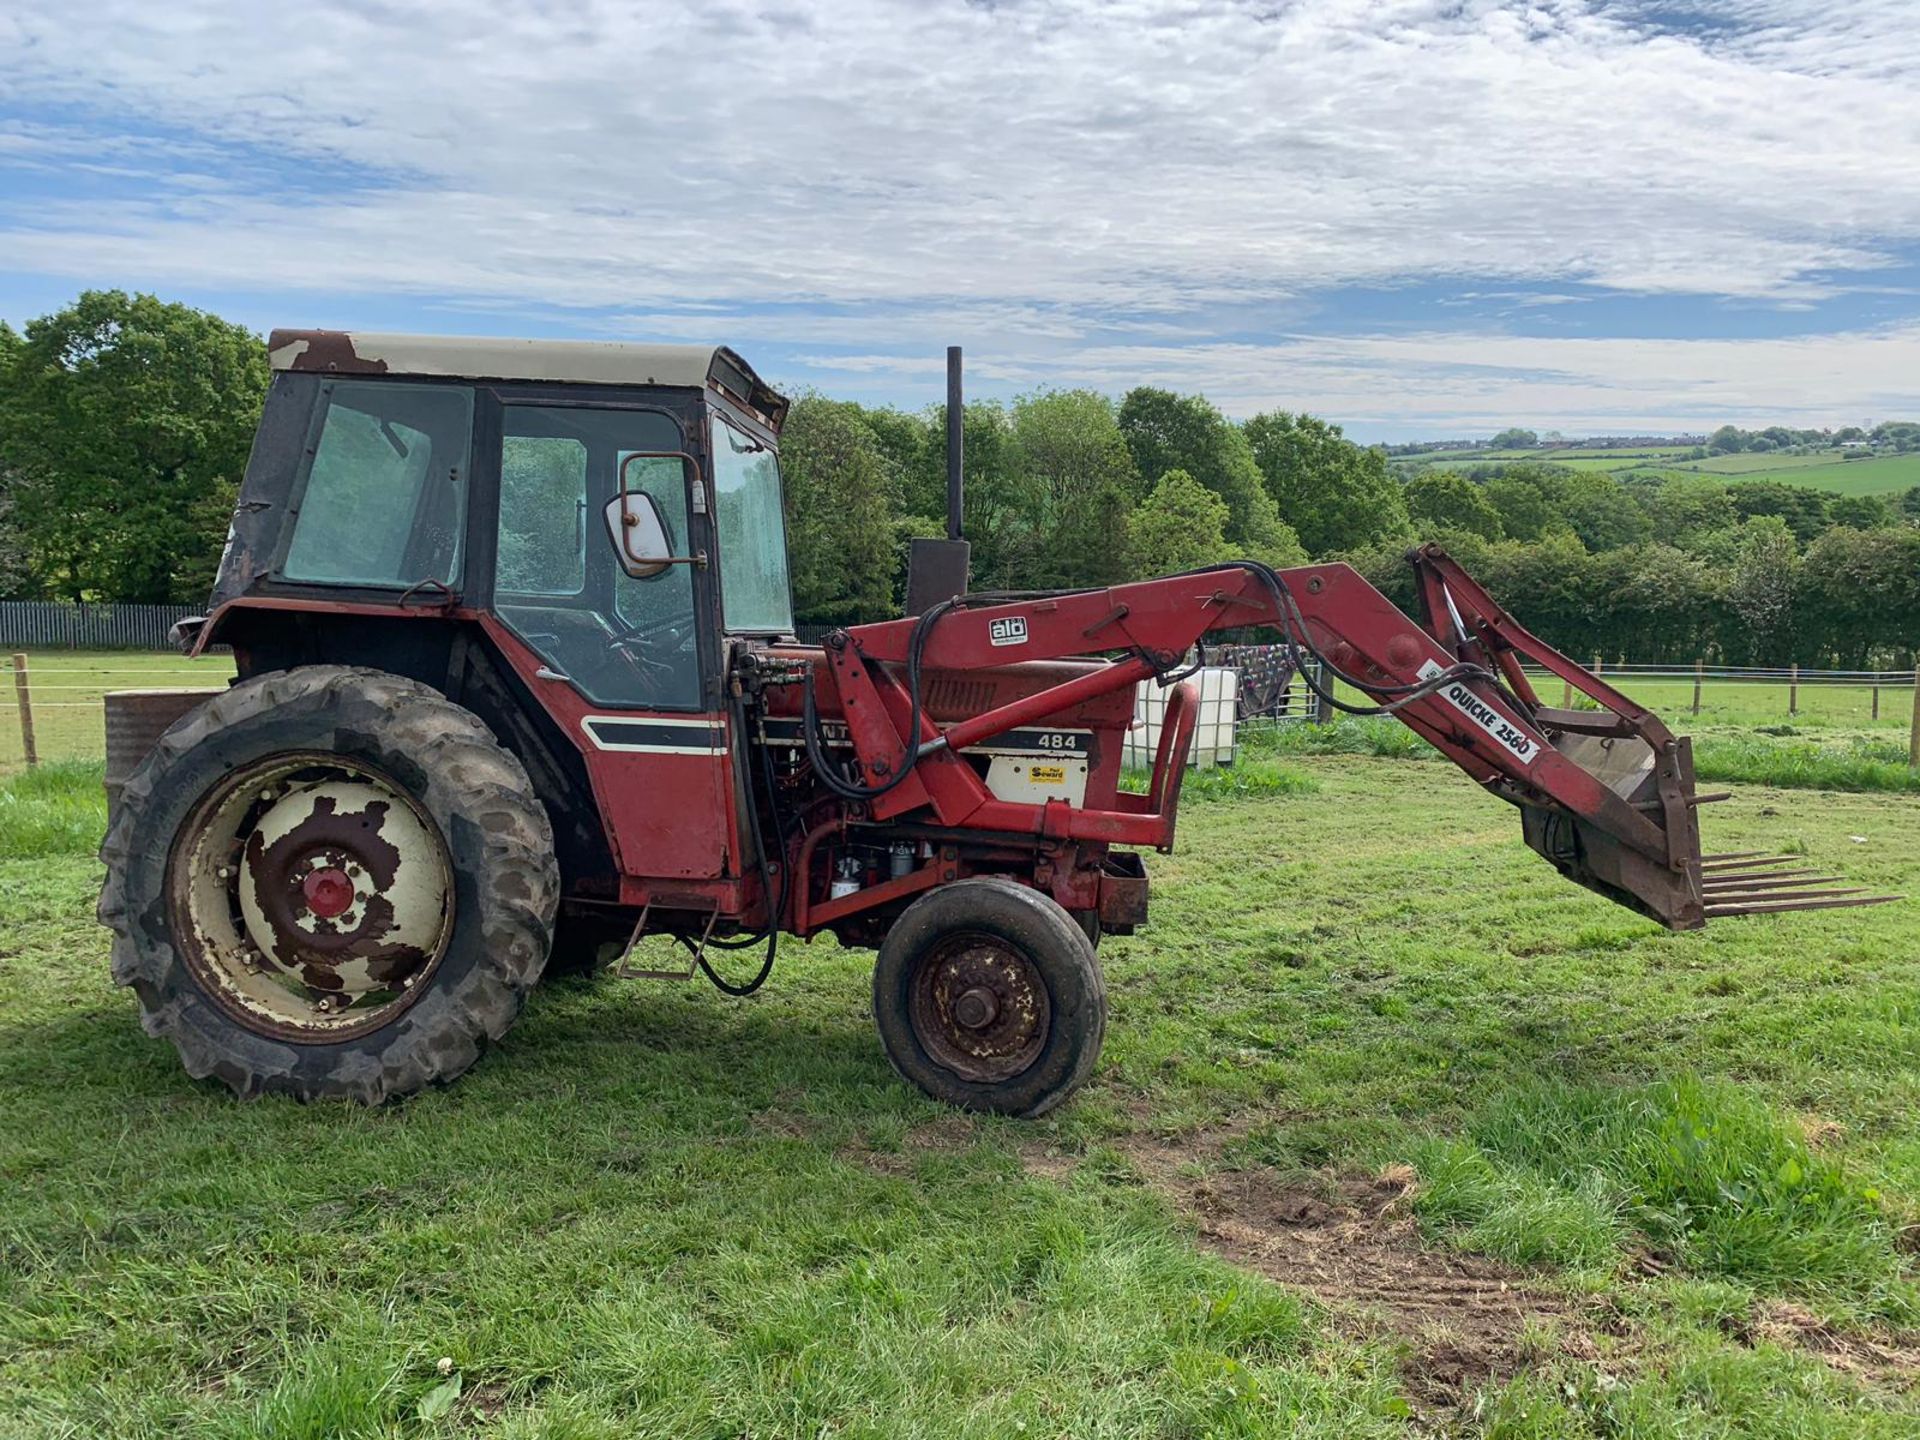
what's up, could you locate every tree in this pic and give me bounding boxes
[1587,544,1721,662]
[1488,428,1537,450]
[1483,465,1572,543]
[1008,389,1140,589]
[1403,469,1503,540]
[886,399,1044,591]
[1117,388,1300,562]
[1243,409,1408,555]
[1125,469,1233,575]
[0,291,267,601]
[777,395,897,625]
[1556,470,1653,551]
[1707,425,1747,454]
[1727,479,1829,543]
[861,406,932,511]
[1645,476,1738,548]
[1829,493,1893,530]
[1723,516,1797,665]
[1798,527,1920,666]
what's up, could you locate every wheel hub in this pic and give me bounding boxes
[909,935,1050,1083]
[302,867,354,918]
[170,756,455,1041]
[236,779,450,1003]
[952,986,999,1029]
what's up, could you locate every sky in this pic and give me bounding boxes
[2,1,1918,442]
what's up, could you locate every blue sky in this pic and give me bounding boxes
[3,1,1918,441]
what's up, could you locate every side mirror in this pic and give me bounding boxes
[604,492,677,579]
[605,452,707,579]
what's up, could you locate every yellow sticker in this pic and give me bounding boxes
[1030,765,1066,784]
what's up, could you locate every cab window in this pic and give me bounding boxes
[281,381,473,588]
[493,406,702,710]
[710,413,794,634]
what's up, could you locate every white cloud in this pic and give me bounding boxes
[0,1,1918,432]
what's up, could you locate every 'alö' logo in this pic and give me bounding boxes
[989,615,1029,647]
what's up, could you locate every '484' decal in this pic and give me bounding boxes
[1416,660,1539,765]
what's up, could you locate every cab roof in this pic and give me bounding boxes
[265,329,788,431]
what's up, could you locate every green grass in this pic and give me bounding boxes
[1662,452,1920,496]
[1401,445,1920,496]
[4,746,1920,1431]
[1416,1077,1913,1315]
[1,650,232,773]
[1693,733,1920,794]
[0,761,108,856]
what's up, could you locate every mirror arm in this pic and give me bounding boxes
[617,512,706,570]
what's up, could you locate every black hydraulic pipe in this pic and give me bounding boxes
[946,345,964,541]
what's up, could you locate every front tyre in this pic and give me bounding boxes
[872,877,1106,1117]
[99,665,558,1102]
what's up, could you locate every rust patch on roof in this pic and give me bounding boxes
[267,329,390,375]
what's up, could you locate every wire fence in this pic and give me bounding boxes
[2,649,1915,776]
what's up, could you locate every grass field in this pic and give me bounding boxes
[3,739,1918,1434]
[0,651,232,772]
[1663,453,1920,497]
[1397,447,1920,497]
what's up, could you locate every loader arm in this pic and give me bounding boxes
[816,547,1892,930]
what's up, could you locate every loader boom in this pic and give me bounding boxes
[815,547,1882,931]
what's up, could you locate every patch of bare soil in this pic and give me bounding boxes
[1022,1127,1607,1413]
[1745,1301,1920,1391]
[456,1381,512,1424]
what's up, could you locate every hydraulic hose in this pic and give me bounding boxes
[802,597,958,803]
[689,692,790,995]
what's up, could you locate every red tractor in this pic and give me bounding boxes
[100,333,1887,1114]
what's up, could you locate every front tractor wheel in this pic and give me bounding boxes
[873,878,1106,1117]
[99,666,558,1103]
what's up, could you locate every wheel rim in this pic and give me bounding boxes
[907,931,1051,1083]
[167,753,454,1042]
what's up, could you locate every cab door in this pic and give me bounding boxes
[484,398,737,883]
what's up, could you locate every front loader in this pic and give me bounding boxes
[100,332,1894,1115]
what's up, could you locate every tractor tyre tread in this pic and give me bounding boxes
[99,664,558,1104]
[872,875,1106,1118]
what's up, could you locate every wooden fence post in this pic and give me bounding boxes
[1910,667,1920,768]
[1873,680,1880,721]
[11,652,36,769]
[1692,659,1703,716]
[1789,663,1799,717]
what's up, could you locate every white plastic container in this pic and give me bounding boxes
[1124,667,1239,771]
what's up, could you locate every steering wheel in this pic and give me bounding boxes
[605,612,696,699]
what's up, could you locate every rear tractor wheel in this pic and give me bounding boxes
[99,665,558,1102]
[872,878,1106,1117]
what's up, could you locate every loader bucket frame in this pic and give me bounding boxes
[1403,547,1889,928]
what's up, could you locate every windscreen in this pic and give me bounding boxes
[710,413,794,633]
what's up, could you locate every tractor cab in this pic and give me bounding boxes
[189,330,799,895]
[202,330,794,710]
